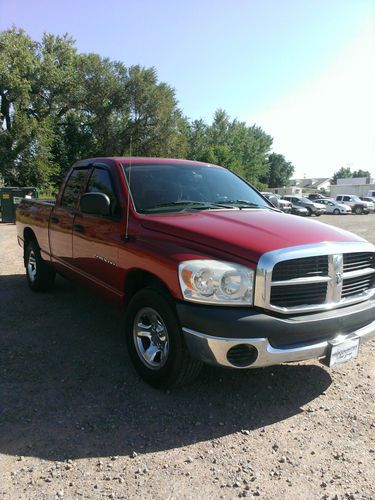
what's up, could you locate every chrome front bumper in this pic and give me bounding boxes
[182,319,375,369]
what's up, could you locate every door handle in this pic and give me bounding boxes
[50,216,59,224]
[73,224,85,233]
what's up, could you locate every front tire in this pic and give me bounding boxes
[333,208,340,215]
[125,287,202,388]
[354,205,363,215]
[25,240,56,292]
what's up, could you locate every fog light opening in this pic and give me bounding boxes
[226,344,258,367]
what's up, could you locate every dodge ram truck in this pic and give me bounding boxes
[16,157,375,387]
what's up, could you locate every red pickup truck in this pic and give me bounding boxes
[16,157,375,387]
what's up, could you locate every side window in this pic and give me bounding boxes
[86,167,121,217]
[61,168,89,209]
[343,196,350,202]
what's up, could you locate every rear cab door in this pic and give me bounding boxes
[49,165,91,273]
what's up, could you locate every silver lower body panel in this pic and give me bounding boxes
[182,319,375,369]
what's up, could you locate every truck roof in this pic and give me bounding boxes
[74,156,225,168]
[74,157,222,168]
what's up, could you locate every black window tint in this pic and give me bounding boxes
[343,196,350,201]
[61,168,89,209]
[86,168,120,217]
[124,164,269,212]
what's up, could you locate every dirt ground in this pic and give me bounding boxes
[0,215,374,500]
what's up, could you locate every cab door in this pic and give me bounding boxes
[49,166,90,272]
[72,164,125,295]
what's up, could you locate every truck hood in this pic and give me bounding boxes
[141,209,365,263]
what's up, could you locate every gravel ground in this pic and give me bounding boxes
[0,215,374,500]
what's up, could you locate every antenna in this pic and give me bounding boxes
[124,136,132,242]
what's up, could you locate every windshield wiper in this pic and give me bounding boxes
[217,199,280,211]
[216,199,262,208]
[140,201,236,213]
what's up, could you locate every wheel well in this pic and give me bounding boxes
[23,227,38,250]
[23,228,38,265]
[124,270,172,306]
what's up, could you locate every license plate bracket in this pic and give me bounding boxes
[327,337,360,367]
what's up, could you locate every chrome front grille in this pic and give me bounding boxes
[270,282,327,307]
[254,242,375,314]
[342,275,375,298]
[343,252,375,272]
[272,256,328,280]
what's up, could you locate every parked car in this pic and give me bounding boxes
[314,198,352,215]
[273,194,292,213]
[335,195,369,215]
[281,196,325,216]
[290,204,309,216]
[359,197,375,212]
[16,157,375,387]
[261,192,292,213]
[307,193,329,201]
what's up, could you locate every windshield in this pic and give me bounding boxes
[122,163,271,213]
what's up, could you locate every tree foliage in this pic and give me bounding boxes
[186,109,273,185]
[331,167,371,185]
[0,28,187,189]
[260,153,294,188]
[352,169,371,183]
[0,27,293,191]
[331,167,352,185]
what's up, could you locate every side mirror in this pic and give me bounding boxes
[267,195,279,207]
[80,192,111,216]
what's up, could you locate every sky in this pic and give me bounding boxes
[1,0,374,179]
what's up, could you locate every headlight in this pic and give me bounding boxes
[178,260,254,305]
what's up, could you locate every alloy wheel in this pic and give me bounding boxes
[133,307,169,369]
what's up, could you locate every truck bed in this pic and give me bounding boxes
[16,199,56,260]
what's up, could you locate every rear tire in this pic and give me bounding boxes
[125,287,202,388]
[25,240,56,292]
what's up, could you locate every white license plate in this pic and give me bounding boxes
[328,338,360,367]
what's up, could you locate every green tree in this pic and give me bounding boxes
[123,65,187,157]
[331,167,352,185]
[186,109,273,183]
[352,169,371,183]
[0,28,78,189]
[260,152,294,188]
[0,28,188,189]
[51,52,129,182]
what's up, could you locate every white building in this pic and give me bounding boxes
[330,178,375,198]
[290,177,331,192]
